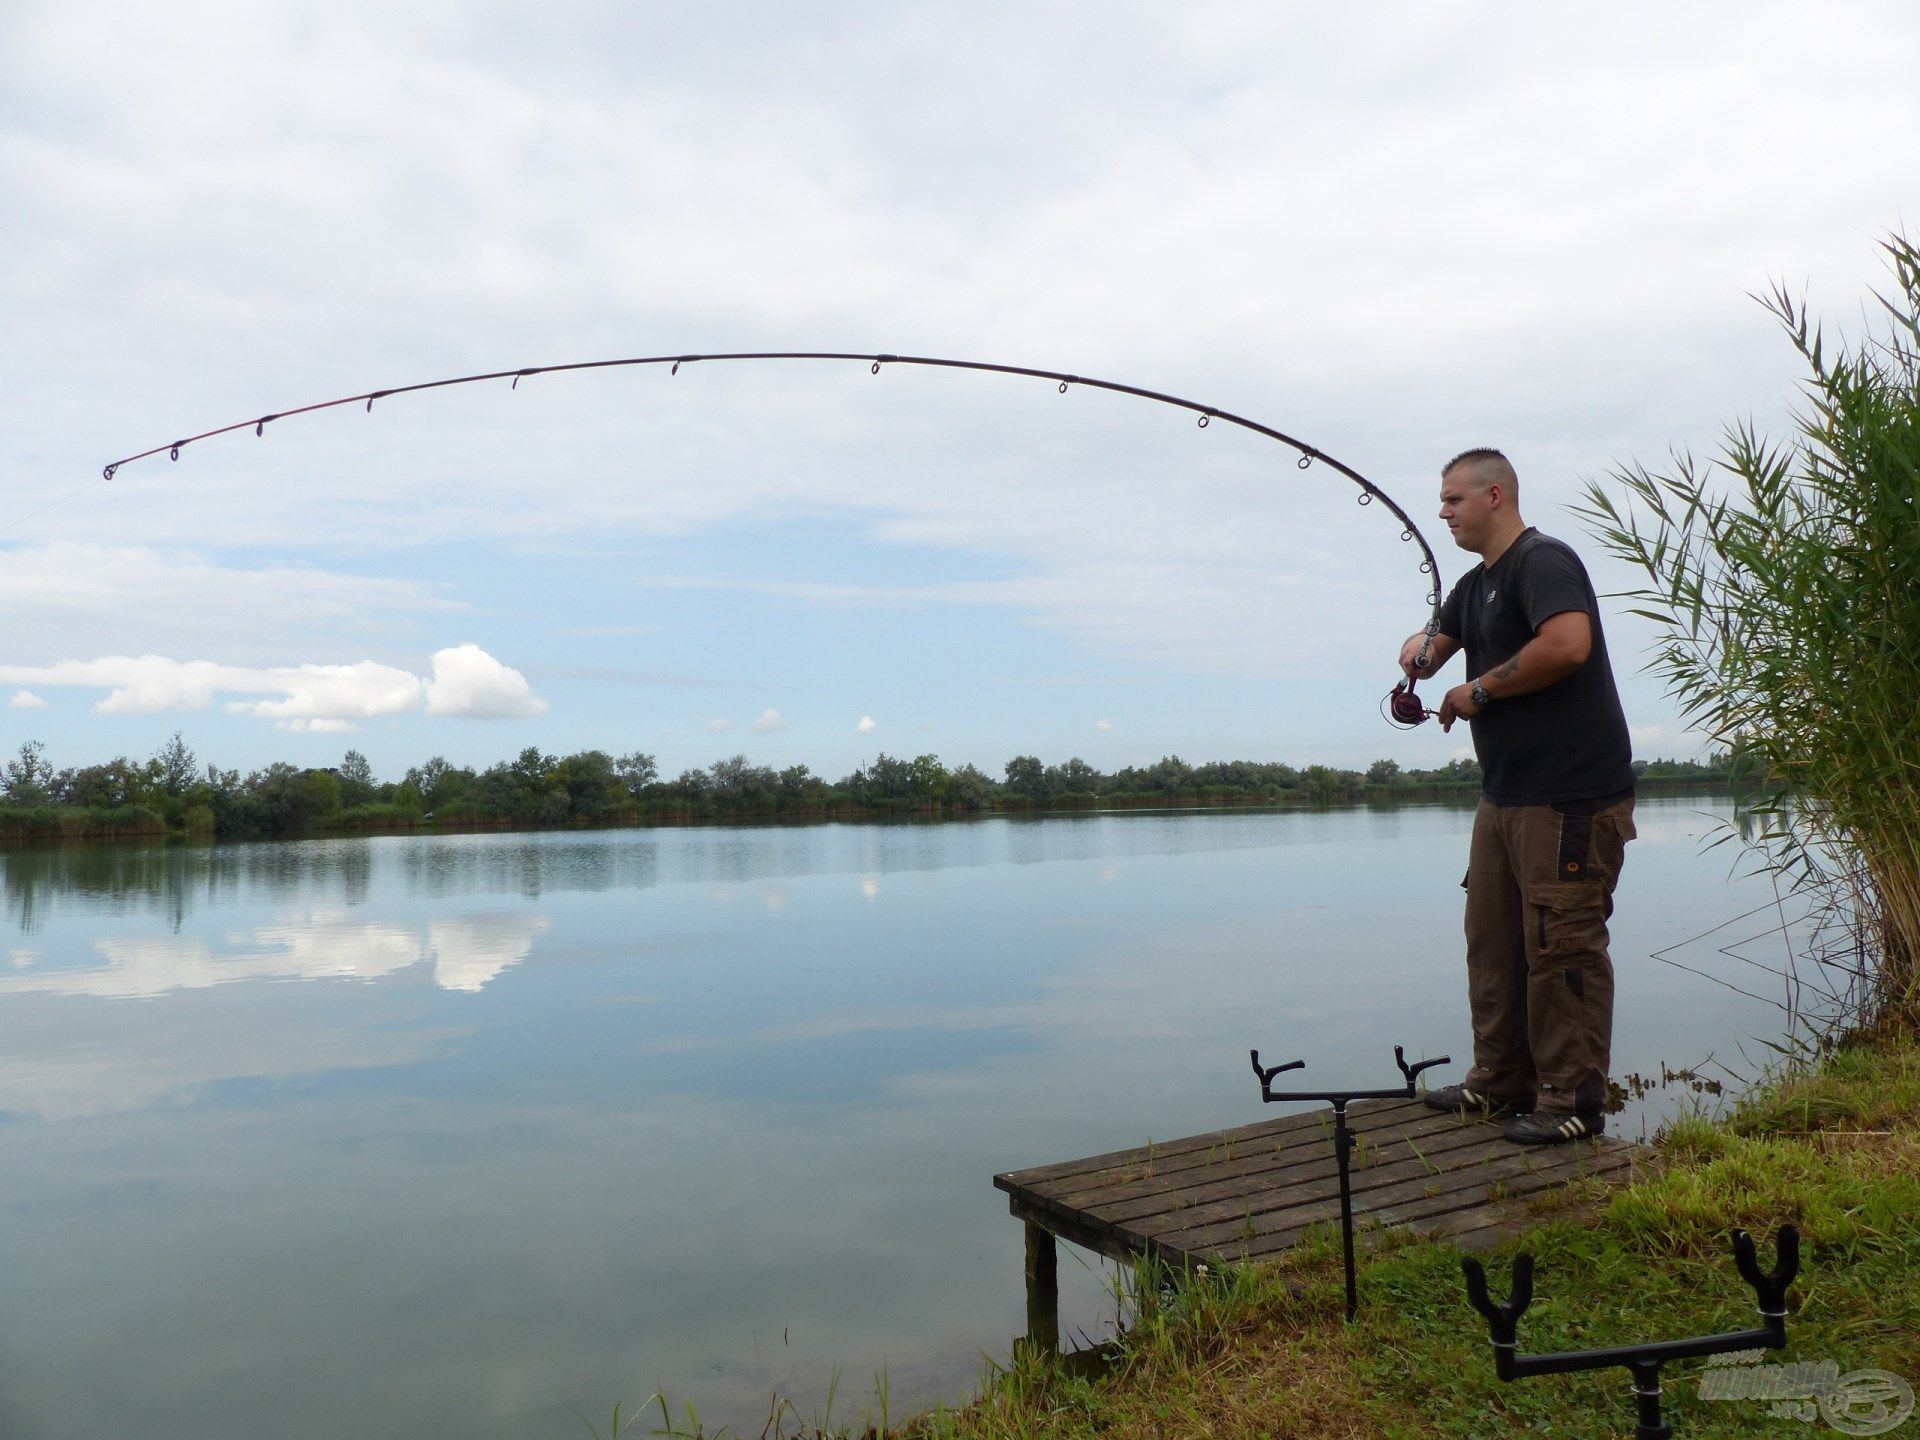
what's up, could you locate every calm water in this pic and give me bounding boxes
[0,799,1784,1438]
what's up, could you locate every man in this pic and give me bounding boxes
[1397,448,1636,1145]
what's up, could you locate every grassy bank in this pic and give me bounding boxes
[645,1034,1918,1440]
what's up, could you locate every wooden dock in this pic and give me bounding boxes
[994,1096,1651,1347]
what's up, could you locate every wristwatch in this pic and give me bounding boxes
[1470,682,1493,708]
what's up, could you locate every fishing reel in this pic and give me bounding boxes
[1384,629,1440,727]
[1386,678,1433,727]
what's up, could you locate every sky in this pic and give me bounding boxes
[4,1,1918,786]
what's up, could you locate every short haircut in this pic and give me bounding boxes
[1442,447,1518,494]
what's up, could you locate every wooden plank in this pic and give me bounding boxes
[994,1096,1428,1190]
[1229,1147,1641,1261]
[1038,1106,1493,1214]
[1197,1156,1640,1268]
[1007,1195,1129,1265]
[1145,1138,1638,1256]
[1056,1109,1508,1220]
[1122,1130,1522,1248]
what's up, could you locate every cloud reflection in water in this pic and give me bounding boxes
[0,909,550,1000]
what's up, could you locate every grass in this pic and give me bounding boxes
[615,1034,1920,1438]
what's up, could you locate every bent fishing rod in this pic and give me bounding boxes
[99,350,1446,725]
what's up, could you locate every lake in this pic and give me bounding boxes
[0,798,1788,1438]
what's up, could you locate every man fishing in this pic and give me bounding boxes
[1397,448,1636,1145]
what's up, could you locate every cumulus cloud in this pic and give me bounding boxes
[8,691,47,709]
[1094,719,1113,732]
[225,660,424,722]
[423,644,548,719]
[856,715,876,735]
[0,646,544,727]
[749,707,784,734]
[706,717,732,733]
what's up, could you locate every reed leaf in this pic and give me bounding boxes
[1572,231,1920,1035]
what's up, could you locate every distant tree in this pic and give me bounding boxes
[1047,757,1099,795]
[557,750,626,818]
[907,754,949,801]
[153,731,198,796]
[947,763,995,810]
[670,766,712,797]
[306,769,342,818]
[614,751,659,798]
[1302,765,1364,803]
[511,747,553,785]
[404,756,462,810]
[245,763,337,831]
[336,749,378,806]
[55,759,144,809]
[1003,754,1046,801]
[1367,758,1405,787]
[3,741,54,804]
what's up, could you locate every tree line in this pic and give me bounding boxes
[0,734,1733,840]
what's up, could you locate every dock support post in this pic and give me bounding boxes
[1023,1221,1059,1353]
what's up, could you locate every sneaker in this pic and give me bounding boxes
[1502,1111,1605,1145]
[1421,1082,1532,1116]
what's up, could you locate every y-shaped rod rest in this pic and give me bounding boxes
[1461,1226,1801,1440]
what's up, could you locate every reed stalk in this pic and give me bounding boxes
[1575,232,1920,1035]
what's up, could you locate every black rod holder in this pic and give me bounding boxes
[1462,1225,1800,1439]
[1249,1044,1449,1320]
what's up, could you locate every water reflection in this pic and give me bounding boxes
[0,801,1786,1440]
[0,910,549,999]
[3,809,1475,935]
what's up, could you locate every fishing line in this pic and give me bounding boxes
[0,476,110,539]
[99,349,1447,723]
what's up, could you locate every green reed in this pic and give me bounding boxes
[1575,232,1920,1034]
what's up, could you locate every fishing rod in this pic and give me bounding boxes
[99,350,1446,722]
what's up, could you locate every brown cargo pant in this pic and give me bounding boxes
[1461,794,1635,1115]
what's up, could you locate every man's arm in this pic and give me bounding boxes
[1436,611,1592,730]
[1398,630,1461,679]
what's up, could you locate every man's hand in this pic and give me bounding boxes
[1436,682,1482,732]
[1399,630,1456,679]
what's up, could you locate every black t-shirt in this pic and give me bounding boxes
[1436,528,1635,806]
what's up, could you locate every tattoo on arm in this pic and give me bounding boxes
[1491,658,1521,680]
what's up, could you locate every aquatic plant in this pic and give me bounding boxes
[1577,232,1920,1034]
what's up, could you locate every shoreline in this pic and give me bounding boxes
[0,778,1734,849]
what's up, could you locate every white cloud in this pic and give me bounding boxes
[1094,719,1113,732]
[0,646,543,727]
[226,660,424,722]
[855,715,876,735]
[278,718,359,733]
[749,707,784,734]
[706,717,732,733]
[8,690,47,709]
[423,644,548,719]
